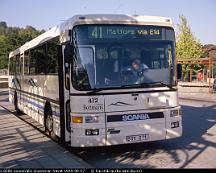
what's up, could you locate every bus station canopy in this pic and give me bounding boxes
[177,57,216,65]
[177,57,216,83]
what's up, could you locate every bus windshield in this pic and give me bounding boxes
[71,25,176,91]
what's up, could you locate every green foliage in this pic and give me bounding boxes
[176,15,207,81]
[176,15,205,60]
[0,21,43,69]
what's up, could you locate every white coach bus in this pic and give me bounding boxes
[8,14,182,147]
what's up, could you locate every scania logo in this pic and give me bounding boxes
[122,113,150,121]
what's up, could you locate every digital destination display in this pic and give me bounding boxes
[88,26,162,39]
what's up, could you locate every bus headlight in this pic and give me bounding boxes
[170,109,180,117]
[72,116,83,123]
[85,116,99,123]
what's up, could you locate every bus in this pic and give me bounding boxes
[8,14,182,147]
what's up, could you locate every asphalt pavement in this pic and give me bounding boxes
[1,88,216,168]
[0,89,91,169]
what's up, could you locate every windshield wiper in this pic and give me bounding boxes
[87,86,121,94]
[86,88,104,94]
[144,81,175,90]
[121,81,175,90]
[121,83,150,88]
[88,81,175,94]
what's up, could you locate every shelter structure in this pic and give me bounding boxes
[177,57,216,93]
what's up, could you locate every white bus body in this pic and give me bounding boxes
[8,14,182,147]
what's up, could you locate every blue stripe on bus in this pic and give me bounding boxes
[9,92,60,117]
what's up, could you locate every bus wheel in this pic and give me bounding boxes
[14,92,18,110]
[45,106,58,140]
[45,107,53,135]
[14,92,21,114]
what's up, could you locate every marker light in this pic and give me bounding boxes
[170,109,180,117]
[72,116,83,123]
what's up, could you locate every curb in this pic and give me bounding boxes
[179,97,216,103]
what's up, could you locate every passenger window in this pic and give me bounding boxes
[24,51,30,75]
[9,56,15,75]
[15,54,20,75]
[29,50,36,75]
[47,37,59,74]
[20,56,24,75]
[29,44,46,75]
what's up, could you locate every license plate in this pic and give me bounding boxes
[126,134,149,142]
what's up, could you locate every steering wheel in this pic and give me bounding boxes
[120,68,135,84]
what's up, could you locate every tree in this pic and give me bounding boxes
[176,15,205,59]
[0,36,10,69]
[0,21,43,69]
[0,21,7,28]
[176,15,205,81]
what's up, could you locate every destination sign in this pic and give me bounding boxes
[88,26,162,39]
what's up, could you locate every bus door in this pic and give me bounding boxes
[19,54,24,110]
[14,54,22,108]
[58,44,71,143]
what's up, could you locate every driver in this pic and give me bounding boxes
[124,58,148,84]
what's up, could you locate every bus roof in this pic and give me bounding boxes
[9,26,60,58]
[60,14,173,31]
[9,14,173,58]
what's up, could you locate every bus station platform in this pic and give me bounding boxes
[0,89,91,169]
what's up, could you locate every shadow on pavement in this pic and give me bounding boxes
[0,113,63,168]
[0,90,9,102]
[1,89,216,168]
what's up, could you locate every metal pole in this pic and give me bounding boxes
[190,65,193,82]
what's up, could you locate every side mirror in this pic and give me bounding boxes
[57,45,63,61]
[64,44,73,64]
[177,64,182,80]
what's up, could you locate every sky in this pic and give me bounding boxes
[0,0,215,44]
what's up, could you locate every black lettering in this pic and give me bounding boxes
[88,98,98,103]
[83,104,103,111]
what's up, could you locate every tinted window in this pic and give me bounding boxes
[20,57,23,75]
[47,37,59,74]
[29,44,46,75]
[13,56,16,75]
[28,37,59,75]
[24,51,29,75]
[29,50,36,75]
[9,56,15,75]
[15,54,20,75]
